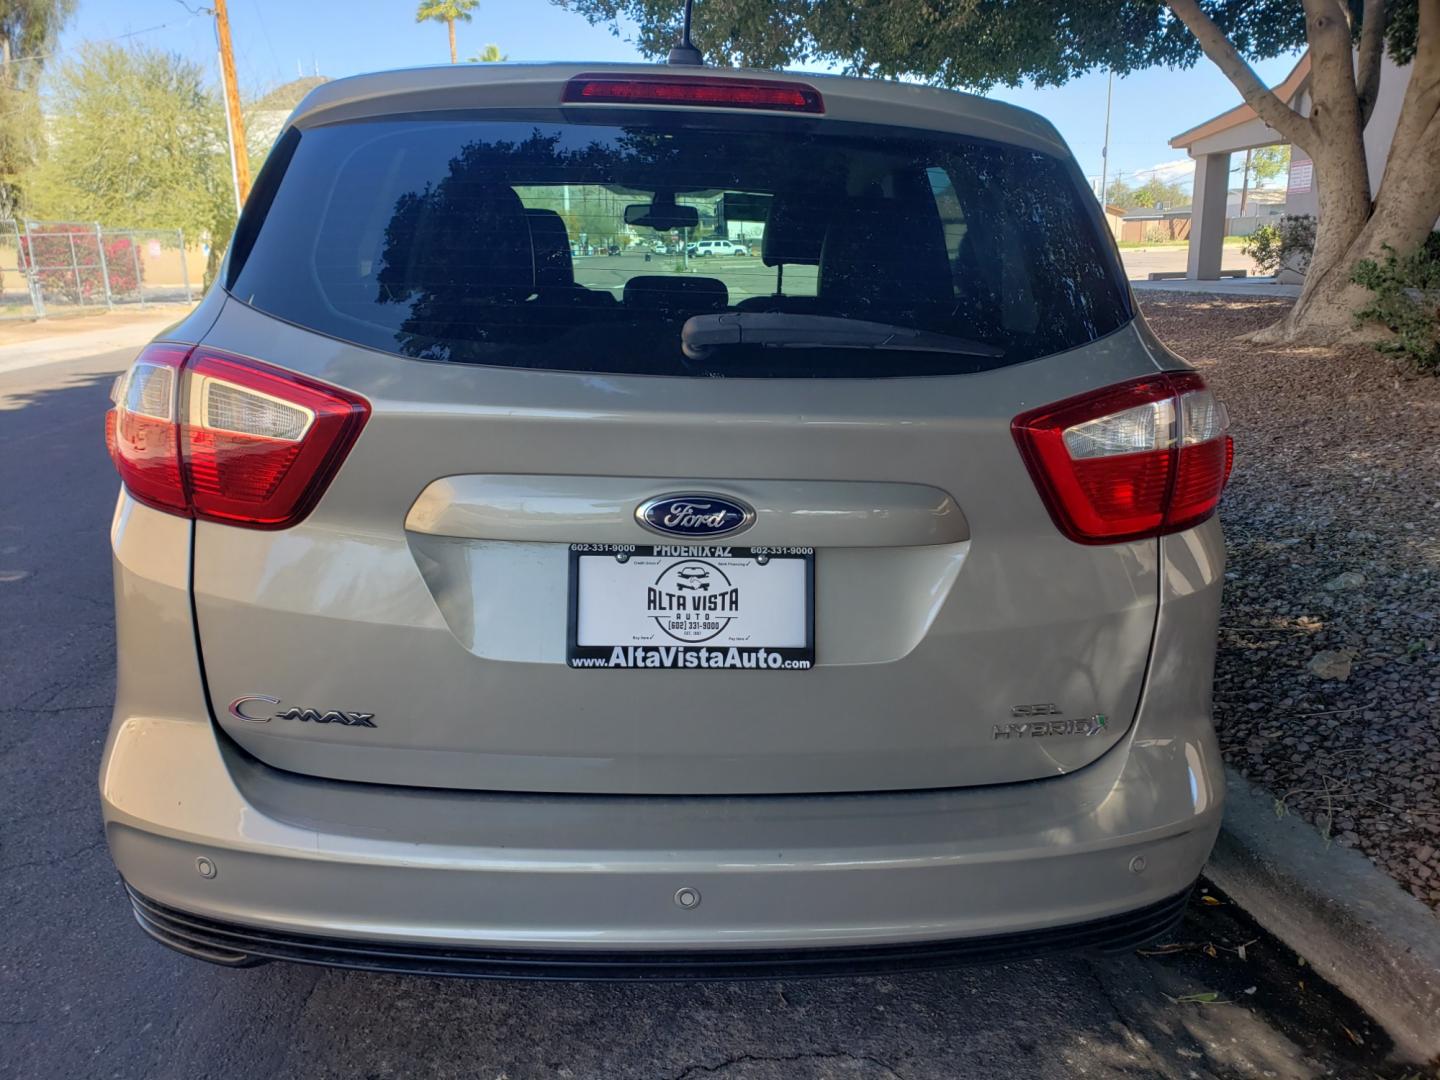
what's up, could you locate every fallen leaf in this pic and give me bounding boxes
[1341,1025,1364,1046]
[1203,944,1218,958]
[1201,895,1222,906]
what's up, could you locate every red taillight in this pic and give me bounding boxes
[105,344,369,529]
[107,343,190,516]
[1012,371,1232,545]
[181,351,369,527]
[562,73,824,113]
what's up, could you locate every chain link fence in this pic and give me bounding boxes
[1,220,197,320]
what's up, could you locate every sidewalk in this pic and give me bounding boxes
[1117,244,1301,297]
[1132,277,1302,298]
[0,305,195,375]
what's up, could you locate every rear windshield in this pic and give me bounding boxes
[229,112,1129,378]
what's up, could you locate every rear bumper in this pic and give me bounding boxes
[126,882,1194,979]
[102,497,1226,970]
[102,702,1222,963]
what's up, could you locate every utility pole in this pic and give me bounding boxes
[1238,147,1253,219]
[213,0,251,211]
[1098,69,1114,205]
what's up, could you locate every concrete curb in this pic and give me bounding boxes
[1207,767,1440,1063]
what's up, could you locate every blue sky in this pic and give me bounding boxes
[55,0,1303,192]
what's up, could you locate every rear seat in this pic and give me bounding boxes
[817,198,953,320]
[622,275,728,317]
[524,209,615,308]
[737,195,830,314]
[739,195,955,322]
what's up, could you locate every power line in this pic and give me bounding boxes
[1098,70,1113,204]
[246,0,285,86]
[0,19,200,68]
[1126,163,1195,181]
[1092,162,1197,194]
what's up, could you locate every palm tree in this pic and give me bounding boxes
[415,0,479,65]
[469,43,507,62]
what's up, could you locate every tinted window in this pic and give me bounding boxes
[229,114,1129,377]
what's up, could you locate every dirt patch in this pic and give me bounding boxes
[1140,295,1440,910]
[0,304,194,348]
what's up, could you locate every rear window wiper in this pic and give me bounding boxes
[681,313,1004,361]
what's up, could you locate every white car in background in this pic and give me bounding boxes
[693,239,750,256]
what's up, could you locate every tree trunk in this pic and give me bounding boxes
[1167,0,1439,348]
[1253,1,1440,344]
[1256,153,1440,343]
[448,19,457,64]
[204,241,224,292]
[1248,154,1373,343]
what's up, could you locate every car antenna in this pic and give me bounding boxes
[666,0,703,65]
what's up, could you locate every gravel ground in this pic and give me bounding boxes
[1141,294,1440,910]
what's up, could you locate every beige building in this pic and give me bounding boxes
[1101,203,1127,240]
[249,76,330,152]
[1169,51,1414,280]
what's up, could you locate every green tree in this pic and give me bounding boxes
[1135,177,1190,209]
[416,0,479,64]
[1107,174,1190,210]
[1103,176,1137,208]
[1234,143,1290,215]
[1248,144,1292,186]
[469,42,507,61]
[0,0,77,217]
[556,0,1440,348]
[1351,230,1440,371]
[25,43,235,285]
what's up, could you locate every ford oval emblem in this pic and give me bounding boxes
[636,493,755,539]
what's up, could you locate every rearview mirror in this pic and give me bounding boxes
[624,201,699,231]
[721,191,772,223]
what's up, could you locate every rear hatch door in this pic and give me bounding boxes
[191,78,1160,794]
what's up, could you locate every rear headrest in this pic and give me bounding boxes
[526,208,574,287]
[818,199,953,314]
[378,182,534,299]
[622,276,728,315]
[761,196,831,268]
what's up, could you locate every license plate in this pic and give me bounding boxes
[568,544,814,671]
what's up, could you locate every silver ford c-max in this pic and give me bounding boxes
[100,61,1232,977]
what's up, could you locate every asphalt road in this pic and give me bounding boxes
[0,345,1408,1080]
